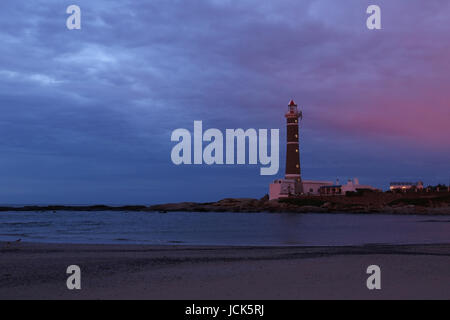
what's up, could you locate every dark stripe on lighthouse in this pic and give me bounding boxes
[285,100,301,184]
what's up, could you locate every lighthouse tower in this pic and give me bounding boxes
[268,99,305,200]
[285,100,303,193]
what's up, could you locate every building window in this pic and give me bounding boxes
[295,134,298,138]
[295,149,298,153]
[296,164,299,168]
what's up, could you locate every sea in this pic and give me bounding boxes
[0,211,449,246]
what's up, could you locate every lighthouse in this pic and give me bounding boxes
[268,100,304,199]
[285,100,303,193]
[269,99,379,200]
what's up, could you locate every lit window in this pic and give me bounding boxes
[296,149,298,153]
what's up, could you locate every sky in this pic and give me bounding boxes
[0,0,449,204]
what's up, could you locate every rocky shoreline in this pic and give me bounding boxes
[147,194,450,215]
[1,192,449,215]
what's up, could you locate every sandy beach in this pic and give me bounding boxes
[0,242,449,300]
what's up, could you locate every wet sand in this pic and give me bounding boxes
[0,242,449,300]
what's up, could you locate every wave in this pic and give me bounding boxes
[0,222,52,227]
[0,233,28,237]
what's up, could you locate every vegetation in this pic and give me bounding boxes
[389,194,450,206]
[389,198,431,206]
[279,198,327,207]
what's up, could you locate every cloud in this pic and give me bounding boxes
[0,0,448,203]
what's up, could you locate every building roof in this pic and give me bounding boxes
[288,100,297,107]
[390,182,416,186]
[302,180,334,184]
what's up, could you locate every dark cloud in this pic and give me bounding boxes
[0,0,449,203]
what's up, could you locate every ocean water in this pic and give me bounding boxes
[0,211,449,246]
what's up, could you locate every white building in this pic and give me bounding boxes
[302,180,334,195]
[319,178,381,195]
[269,179,297,200]
[269,179,334,200]
[390,181,424,191]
